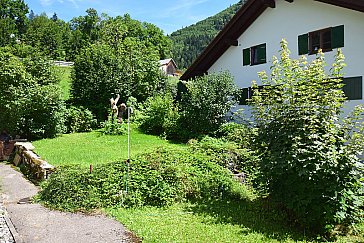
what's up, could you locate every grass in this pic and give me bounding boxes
[54,66,72,100]
[33,128,185,167]
[107,200,364,243]
[33,129,363,242]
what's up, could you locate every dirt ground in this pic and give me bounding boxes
[0,163,134,243]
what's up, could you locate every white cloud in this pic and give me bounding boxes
[166,0,208,14]
[40,0,53,6]
[40,0,79,8]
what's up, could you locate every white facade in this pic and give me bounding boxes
[208,0,364,114]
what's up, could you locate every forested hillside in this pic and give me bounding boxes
[169,0,245,69]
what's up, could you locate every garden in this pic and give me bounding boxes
[0,6,363,241]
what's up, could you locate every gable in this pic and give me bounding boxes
[180,0,364,81]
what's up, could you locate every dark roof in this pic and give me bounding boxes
[180,0,364,80]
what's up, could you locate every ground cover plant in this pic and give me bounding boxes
[37,147,250,210]
[34,128,363,242]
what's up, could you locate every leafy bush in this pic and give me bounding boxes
[18,84,66,139]
[38,147,248,211]
[65,106,96,133]
[177,72,238,139]
[251,40,364,233]
[139,94,179,135]
[215,122,256,148]
[189,136,258,181]
[0,50,66,139]
[100,116,128,135]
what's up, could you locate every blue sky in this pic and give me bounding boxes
[25,0,239,34]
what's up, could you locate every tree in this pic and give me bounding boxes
[0,50,66,139]
[67,8,102,60]
[0,0,29,46]
[71,39,163,121]
[71,15,170,121]
[251,40,364,233]
[25,14,70,59]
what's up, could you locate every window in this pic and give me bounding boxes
[238,85,265,105]
[243,43,266,66]
[298,25,344,55]
[343,76,362,100]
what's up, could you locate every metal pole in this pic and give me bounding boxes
[125,106,131,194]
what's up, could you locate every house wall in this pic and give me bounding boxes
[166,63,177,75]
[209,0,364,115]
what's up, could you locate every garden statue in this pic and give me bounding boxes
[110,94,126,123]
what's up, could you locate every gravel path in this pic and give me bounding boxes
[0,204,14,243]
[0,163,134,243]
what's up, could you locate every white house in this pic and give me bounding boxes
[181,0,364,115]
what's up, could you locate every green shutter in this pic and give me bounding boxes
[343,76,362,100]
[331,25,344,49]
[257,44,266,63]
[239,88,249,105]
[243,48,250,66]
[298,33,309,55]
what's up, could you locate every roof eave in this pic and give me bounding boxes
[180,0,364,81]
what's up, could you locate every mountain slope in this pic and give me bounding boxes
[169,1,245,70]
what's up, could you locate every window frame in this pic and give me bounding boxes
[309,27,332,55]
[242,43,267,66]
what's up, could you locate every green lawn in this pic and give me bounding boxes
[33,130,363,242]
[54,66,72,100]
[107,202,364,243]
[33,129,185,167]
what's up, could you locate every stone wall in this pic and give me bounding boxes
[11,142,55,181]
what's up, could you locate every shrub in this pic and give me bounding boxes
[139,94,179,135]
[38,147,248,211]
[215,122,256,148]
[178,72,238,139]
[18,84,66,139]
[0,50,66,139]
[189,136,258,181]
[100,116,128,135]
[65,106,96,133]
[251,40,364,233]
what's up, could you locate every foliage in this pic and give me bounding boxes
[67,8,102,60]
[18,84,66,139]
[189,136,258,182]
[38,147,245,211]
[0,0,28,46]
[24,13,70,60]
[100,116,128,135]
[251,40,364,233]
[139,94,179,135]
[177,72,238,139]
[65,106,96,133]
[0,49,66,139]
[215,122,256,148]
[170,1,245,69]
[71,37,166,121]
